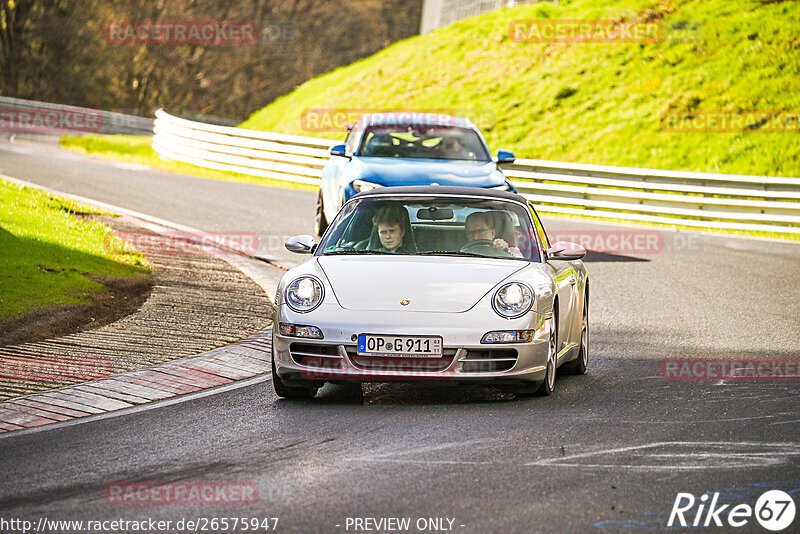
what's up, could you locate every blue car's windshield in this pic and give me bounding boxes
[318,196,541,262]
[357,125,491,162]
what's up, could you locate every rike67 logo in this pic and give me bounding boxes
[669,490,796,531]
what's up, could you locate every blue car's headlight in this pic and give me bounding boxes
[492,282,533,319]
[285,276,324,313]
[352,180,383,193]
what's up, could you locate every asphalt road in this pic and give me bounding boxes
[1,135,799,533]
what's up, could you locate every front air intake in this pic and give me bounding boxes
[290,343,344,369]
[459,349,517,373]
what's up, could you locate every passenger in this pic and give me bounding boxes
[370,205,416,253]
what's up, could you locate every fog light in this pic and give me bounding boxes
[279,323,323,339]
[481,330,536,344]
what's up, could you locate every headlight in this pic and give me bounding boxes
[352,180,383,193]
[285,276,324,313]
[492,282,533,318]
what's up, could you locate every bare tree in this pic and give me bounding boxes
[0,0,423,119]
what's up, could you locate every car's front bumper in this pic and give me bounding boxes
[273,306,551,386]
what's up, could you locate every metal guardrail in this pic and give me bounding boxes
[153,109,800,234]
[0,96,153,136]
[421,0,551,34]
[153,109,333,186]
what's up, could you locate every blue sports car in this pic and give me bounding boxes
[315,112,516,236]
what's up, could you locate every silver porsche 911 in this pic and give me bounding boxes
[272,186,589,399]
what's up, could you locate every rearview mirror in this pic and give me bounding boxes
[329,144,348,157]
[285,235,317,254]
[546,241,586,261]
[496,149,516,164]
[416,207,455,221]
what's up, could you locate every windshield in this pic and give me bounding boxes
[357,125,491,161]
[318,196,541,262]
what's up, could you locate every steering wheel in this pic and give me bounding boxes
[460,239,493,252]
[460,239,513,258]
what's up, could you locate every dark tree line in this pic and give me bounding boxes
[0,0,422,120]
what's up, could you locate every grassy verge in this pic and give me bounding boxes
[0,178,150,319]
[60,135,317,193]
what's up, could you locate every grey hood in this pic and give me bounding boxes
[317,255,527,313]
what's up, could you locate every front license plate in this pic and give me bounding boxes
[357,334,443,358]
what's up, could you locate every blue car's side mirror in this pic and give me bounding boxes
[496,149,515,164]
[329,144,349,157]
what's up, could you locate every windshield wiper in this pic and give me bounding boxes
[416,250,490,258]
[324,249,397,255]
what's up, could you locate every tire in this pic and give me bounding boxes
[314,190,328,237]
[563,289,588,375]
[272,357,318,400]
[514,313,557,398]
[535,313,558,396]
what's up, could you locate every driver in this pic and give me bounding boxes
[440,136,472,159]
[464,212,521,257]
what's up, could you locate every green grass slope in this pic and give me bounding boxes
[242,0,800,177]
[0,178,149,319]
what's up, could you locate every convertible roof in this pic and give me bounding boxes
[359,112,477,130]
[353,185,527,203]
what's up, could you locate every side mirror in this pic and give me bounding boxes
[285,235,317,254]
[496,149,515,164]
[546,241,586,261]
[329,144,349,157]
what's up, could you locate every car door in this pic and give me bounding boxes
[529,204,578,354]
